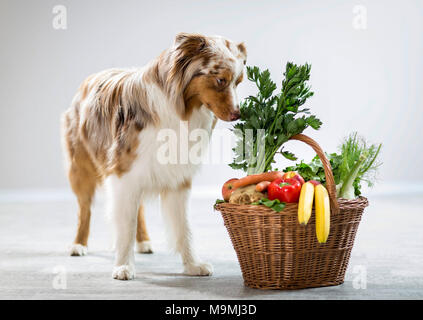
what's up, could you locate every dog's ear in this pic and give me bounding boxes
[174,32,207,52]
[172,33,209,75]
[168,33,210,119]
[236,42,247,65]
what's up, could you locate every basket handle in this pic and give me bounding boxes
[289,134,340,215]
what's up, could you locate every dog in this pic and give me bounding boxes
[61,33,247,280]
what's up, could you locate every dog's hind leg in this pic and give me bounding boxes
[136,204,153,253]
[67,143,99,256]
[160,186,213,276]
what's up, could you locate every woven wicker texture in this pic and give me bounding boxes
[214,134,369,290]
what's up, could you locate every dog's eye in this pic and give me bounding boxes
[216,78,226,87]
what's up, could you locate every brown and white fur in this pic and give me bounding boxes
[61,33,246,280]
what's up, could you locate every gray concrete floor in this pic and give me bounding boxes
[0,194,422,299]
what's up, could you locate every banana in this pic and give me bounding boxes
[314,184,331,243]
[298,182,315,225]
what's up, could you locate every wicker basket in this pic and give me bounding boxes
[214,134,369,290]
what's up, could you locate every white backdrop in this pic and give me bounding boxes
[1,0,422,194]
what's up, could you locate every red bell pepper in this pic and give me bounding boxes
[267,178,302,203]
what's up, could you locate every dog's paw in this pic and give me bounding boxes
[184,262,213,276]
[69,244,87,256]
[112,265,135,280]
[136,241,153,254]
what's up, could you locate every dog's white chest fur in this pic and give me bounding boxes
[123,84,214,194]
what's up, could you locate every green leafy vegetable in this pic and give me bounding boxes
[230,62,321,175]
[251,198,286,212]
[284,132,382,199]
[284,153,339,183]
[213,199,225,209]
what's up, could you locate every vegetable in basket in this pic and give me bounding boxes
[284,132,382,200]
[229,62,322,175]
[221,171,284,201]
[218,62,322,208]
[267,178,302,203]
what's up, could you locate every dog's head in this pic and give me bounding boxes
[167,33,247,122]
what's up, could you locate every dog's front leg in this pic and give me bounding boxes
[108,177,140,280]
[161,187,213,276]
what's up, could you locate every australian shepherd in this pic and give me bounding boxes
[61,33,246,280]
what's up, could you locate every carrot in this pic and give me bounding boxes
[233,171,283,189]
[255,181,271,192]
[222,171,283,200]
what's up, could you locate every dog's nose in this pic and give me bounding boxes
[230,110,241,121]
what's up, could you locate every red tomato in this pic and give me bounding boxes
[267,178,302,203]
